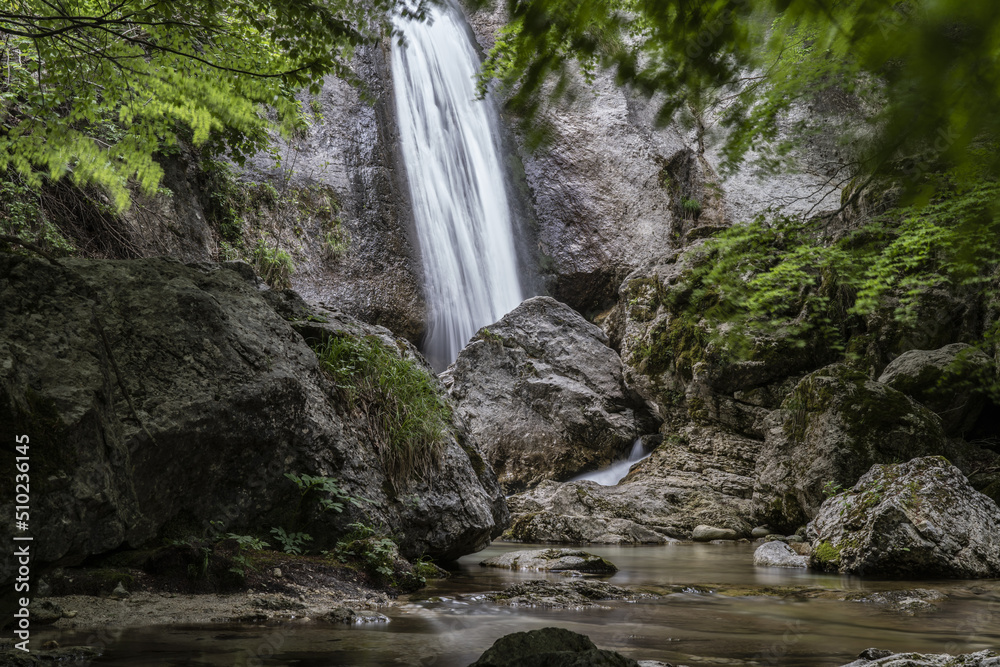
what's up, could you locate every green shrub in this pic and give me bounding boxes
[251,238,294,288]
[270,527,312,555]
[315,336,450,485]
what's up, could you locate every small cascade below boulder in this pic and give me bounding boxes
[570,439,651,486]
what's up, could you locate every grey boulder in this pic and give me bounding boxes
[753,541,808,568]
[480,549,617,574]
[0,255,505,583]
[809,456,1000,578]
[446,296,654,493]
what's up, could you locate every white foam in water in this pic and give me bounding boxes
[391,5,524,370]
[571,439,650,486]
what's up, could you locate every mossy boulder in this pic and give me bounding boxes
[808,457,1000,578]
[752,364,947,533]
[877,343,994,436]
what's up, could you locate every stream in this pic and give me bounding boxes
[43,541,1000,666]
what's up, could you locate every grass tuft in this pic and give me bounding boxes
[315,336,450,485]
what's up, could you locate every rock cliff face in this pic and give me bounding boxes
[238,44,427,342]
[43,43,427,344]
[0,254,505,582]
[464,3,847,317]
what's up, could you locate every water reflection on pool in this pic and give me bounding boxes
[44,541,1000,666]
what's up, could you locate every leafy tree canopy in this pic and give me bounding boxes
[1,0,427,209]
[477,0,1000,186]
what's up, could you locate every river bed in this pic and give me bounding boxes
[40,541,1000,666]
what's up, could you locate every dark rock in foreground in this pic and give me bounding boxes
[481,549,617,574]
[468,627,640,667]
[445,296,655,493]
[809,457,1000,578]
[841,648,1000,666]
[0,255,505,583]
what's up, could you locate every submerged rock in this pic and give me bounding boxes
[753,541,808,568]
[485,580,648,609]
[0,255,505,582]
[468,627,641,667]
[505,424,758,543]
[809,457,1000,578]
[320,606,390,624]
[480,549,617,574]
[753,364,946,533]
[843,588,946,615]
[446,296,655,493]
[840,649,1000,666]
[877,343,994,436]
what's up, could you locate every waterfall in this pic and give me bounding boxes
[391,5,524,370]
[571,439,651,486]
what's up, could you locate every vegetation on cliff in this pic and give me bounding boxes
[0,0,428,209]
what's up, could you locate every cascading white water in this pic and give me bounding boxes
[391,5,524,370]
[571,439,650,486]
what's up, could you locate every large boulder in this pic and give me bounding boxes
[445,296,655,493]
[808,457,1000,578]
[469,628,640,667]
[505,425,759,543]
[752,364,947,533]
[877,343,994,436]
[0,254,506,585]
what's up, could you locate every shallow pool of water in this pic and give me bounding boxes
[42,541,1000,666]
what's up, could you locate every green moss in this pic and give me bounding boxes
[505,513,540,541]
[811,541,842,570]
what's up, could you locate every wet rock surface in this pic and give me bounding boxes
[809,457,1000,578]
[0,255,505,583]
[446,296,654,493]
[480,549,618,574]
[483,580,650,609]
[505,424,759,543]
[753,541,809,568]
[840,649,1000,666]
[843,588,947,615]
